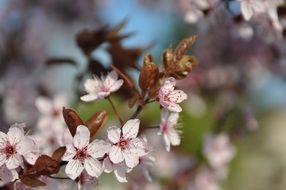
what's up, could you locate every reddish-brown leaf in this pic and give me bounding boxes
[52,147,66,162]
[86,110,108,138]
[26,155,60,176]
[63,107,84,136]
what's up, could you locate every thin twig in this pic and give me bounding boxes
[47,175,70,180]
[107,97,124,125]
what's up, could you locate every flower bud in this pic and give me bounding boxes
[139,54,159,97]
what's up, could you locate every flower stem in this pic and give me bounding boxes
[107,97,124,125]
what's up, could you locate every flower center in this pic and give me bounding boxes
[75,148,88,162]
[162,122,169,133]
[4,144,16,157]
[118,139,129,150]
[52,109,60,118]
[101,86,109,92]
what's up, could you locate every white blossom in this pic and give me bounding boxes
[0,123,39,170]
[80,71,124,102]
[158,109,181,152]
[62,125,111,180]
[107,119,146,168]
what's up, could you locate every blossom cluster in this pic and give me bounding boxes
[0,69,188,189]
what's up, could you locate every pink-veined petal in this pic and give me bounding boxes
[122,150,139,168]
[114,166,128,183]
[87,140,111,159]
[128,138,146,156]
[0,154,6,167]
[65,159,84,180]
[109,80,124,92]
[73,125,90,149]
[80,94,98,102]
[7,124,25,145]
[161,78,176,94]
[104,71,118,87]
[0,166,18,184]
[0,131,7,149]
[167,103,182,113]
[84,157,103,178]
[109,146,124,164]
[35,97,53,115]
[107,127,121,144]
[168,128,181,146]
[122,119,140,139]
[169,90,187,103]
[103,157,113,173]
[62,144,77,161]
[168,112,179,124]
[163,134,171,152]
[24,152,39,165]
[6,154,23,169]
[84,78,101,93]
[16,138,34,155]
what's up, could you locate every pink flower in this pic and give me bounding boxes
[62,125,111,180]
[158,109,181,152]
[103,156,131,183]
[188,167,220,190]
[157,77,187,112]
[0,123,39,170]
[203,134,236,169]
[107,119,146,168]
[80,71,124,102]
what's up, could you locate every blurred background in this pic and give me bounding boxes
[0,0,286,189]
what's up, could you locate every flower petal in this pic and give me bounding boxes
[0,154,6,167]
[0,131,8,149]
[84,78,101,93]
[169,90,187,103]
[65,159,84,180]
[16,138,34,155]
[109,80,124,92]
[35,97,53,115]
[163,134,171,152]
[122,119,140,139]
[80,94,98,102]
[73,125,90,149]
[54,94,67,111]
[114,166,128,183]
[84,157,103,178]
[62,144,77,161]
[128,138,146,156]
[6,154,23,169]
[87,140,111,159]
[107,127,121,144]
[167,103,182,113]
[161,78,176,94]
[122,150,139,168]
[103,157,113,173]
[104,71,118,87]
[0,166,18,184]
[109,146,124,164]
[168,128,181,146]
[24,152,39,165]
[7,124,25,145]
[168,112,179,124]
